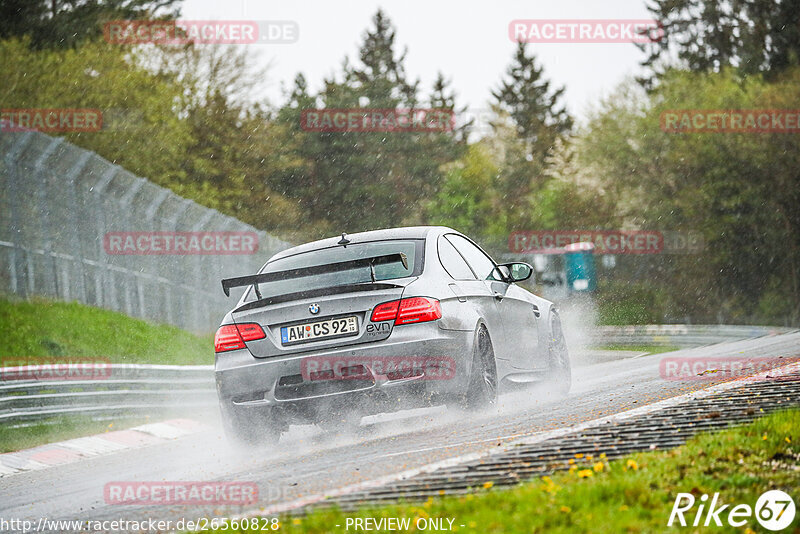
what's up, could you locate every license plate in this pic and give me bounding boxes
[280,316,358,345]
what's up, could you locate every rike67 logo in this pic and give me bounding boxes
[668,490,795,531]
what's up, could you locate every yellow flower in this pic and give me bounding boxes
[785,437,792,443]
[762,433,768,441]
[577,469,593,478]
[568,458,575,465]
[542,476,553,484]
[424,497,434,508]
[560,506,571,513]
[292,518,301,525]
[593,462,604,472]
[625,459,639,471]
[575,453,584,459]
[600,453,607,459]
[439,490,446,496]
[568,466,577,474]
[482,481,494,489]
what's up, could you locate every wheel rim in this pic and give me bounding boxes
[477,328,497,403]
[549,315,569,372]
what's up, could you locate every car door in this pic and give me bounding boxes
[489,279,540,369]
[437,234,509,363]
[445,234,538,368]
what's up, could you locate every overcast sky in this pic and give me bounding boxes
[182,0,653,124]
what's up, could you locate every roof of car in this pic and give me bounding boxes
[267,226,458,263]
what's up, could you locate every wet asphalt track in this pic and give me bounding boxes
[1,331,799,531]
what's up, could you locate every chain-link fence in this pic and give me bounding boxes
[0,131,291,333]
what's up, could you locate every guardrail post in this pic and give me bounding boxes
[90,165,119,309]
[65,152,92,304]
[34,137,65,299]
[3,133,35,298]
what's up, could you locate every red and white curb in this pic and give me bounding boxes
[0,418,210,478]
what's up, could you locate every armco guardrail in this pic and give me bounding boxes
[0,364,215,425]
[589,324,797,348]
[1,326,795,425]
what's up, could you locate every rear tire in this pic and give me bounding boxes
[219,400,281,447]
[545,312,571,397]
[461,326,498,410]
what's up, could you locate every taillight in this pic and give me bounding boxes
[370,297,442,326]
[396,297,442,325]
[214,323,266,352]
[370,300,400,322]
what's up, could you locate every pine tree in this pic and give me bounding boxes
[271,9,465,232]
[490,43,573,231]
[492,43,573,162]
[639,0,800,82]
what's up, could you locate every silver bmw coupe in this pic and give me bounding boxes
[215,226,570,444]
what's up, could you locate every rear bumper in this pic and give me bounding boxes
[215,322,472,417]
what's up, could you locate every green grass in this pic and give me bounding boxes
[592,344,680,355]
[0,296,213,365]
[0,415,153,453]
[210,409,800,533]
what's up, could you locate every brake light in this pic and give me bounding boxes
[396,297,442,325]
[237,323,266,342]
[370,297,442,326]
[214,323,266,352]
[370,300,400,322]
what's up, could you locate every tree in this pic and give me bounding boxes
[576,69,800,325]
[425,143,503,243]
[0,0,181,49]
[270,9,466,233]
[0,37,191,184]
[639,0,800,83]
[148,44,306,234]
[492,42,573,161]
[489,43,574,232]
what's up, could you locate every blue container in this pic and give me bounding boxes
[564,242,596,292]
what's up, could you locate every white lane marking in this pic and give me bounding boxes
[132,422,193,440]
[237,359,800,518]
[379,433,536,458]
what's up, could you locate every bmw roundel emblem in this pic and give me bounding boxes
[309,303,320,315]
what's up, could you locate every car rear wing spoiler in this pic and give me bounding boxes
[221,252,409,297]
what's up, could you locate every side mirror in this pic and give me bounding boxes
[500,262,533,283]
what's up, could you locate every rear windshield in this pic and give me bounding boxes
[243,239,424,302]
